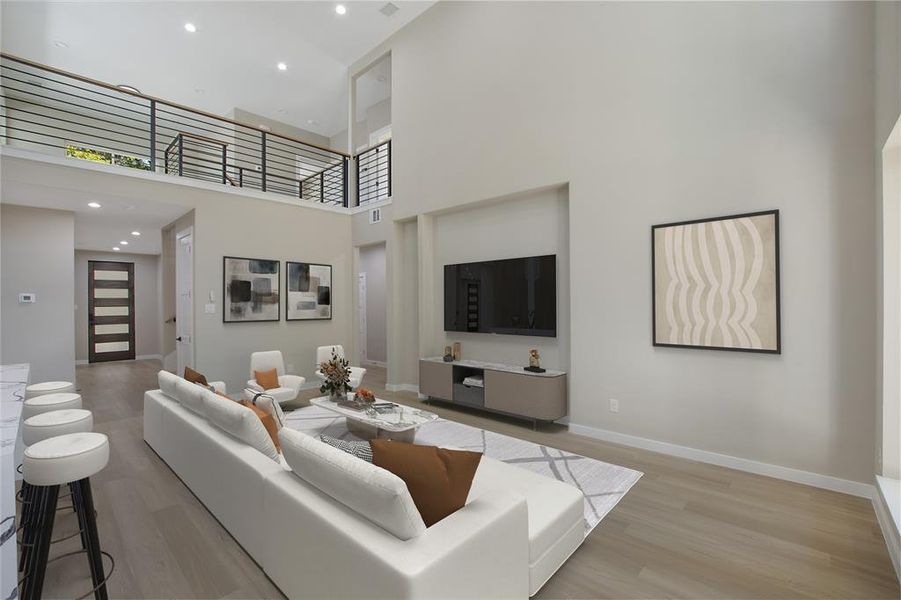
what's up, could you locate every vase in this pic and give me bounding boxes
[330,389,346,403]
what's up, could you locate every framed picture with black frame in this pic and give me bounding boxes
[223,256,280,323]
[651,209,781,354]
[286,261,332,321]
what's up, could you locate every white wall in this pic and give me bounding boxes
[354,1,878,484]
[74,250,161,362]
[430,186,569,372]
[0,204,75,382]
[359,243,387,363]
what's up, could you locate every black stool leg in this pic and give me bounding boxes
[18,481,33,572]
[73,478,108,600]
[22,484,59,600]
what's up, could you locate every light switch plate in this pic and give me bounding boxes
[18,293,36,303]
[204,303,216,314]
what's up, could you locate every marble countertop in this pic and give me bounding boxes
[421,357,566,378]
[1,363,29,600]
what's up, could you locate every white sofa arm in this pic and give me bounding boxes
[209,381,227,395]
[246,380,264,393]
[279,374,305,392]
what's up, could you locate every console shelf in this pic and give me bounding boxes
[419,357,567,427]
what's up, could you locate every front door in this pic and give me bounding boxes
[88,260,136,363]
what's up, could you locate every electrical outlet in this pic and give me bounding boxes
[609,398,619,413]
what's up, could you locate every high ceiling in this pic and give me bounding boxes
[0,1,432,140]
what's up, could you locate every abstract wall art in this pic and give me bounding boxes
[286,261,332,321]
[223,256,280,322]
[652,210,780,353]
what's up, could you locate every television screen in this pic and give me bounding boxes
[444,255,556,337]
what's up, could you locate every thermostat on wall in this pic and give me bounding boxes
[18,293,36,303]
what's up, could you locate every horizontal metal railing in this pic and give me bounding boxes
[356,139,391,206]
[0,53,351,207]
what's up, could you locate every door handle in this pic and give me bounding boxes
[176,336,183,342]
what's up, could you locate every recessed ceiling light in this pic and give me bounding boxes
[131,231,141,236]
[113,247,120,252]
[335,4,347,15]
[117,84,141,94]
[277,62,287,71]
[53,40,68,48]
[120,240,129,245]
[184,23,197,33]
[88,202,101,208]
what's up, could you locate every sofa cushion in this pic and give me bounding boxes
[279,428,426,540]
[183,366,208,386]
[203,391,280,461]
[255,368,280,390]
[239,399,281,452]
[371,440,482,527]
[320,435,372,462]
[158,370,180,400]
[175,377,206,414]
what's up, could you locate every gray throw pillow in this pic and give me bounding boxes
[320,434,373,463]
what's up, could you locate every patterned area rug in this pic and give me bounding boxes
[285,405,642,535]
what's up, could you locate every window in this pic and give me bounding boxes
[65,144,151,171]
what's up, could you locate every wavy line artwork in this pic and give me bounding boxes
[653,211,779,352]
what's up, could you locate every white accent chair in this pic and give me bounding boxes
[246,351,305,405]
[314,345,366,389]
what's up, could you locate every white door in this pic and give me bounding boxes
[358,272,367,364]
[176,228,194,374]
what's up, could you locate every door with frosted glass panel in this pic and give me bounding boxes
[88,261,135,362]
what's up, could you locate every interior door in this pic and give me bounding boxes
[88,260,135,363]
[176,229,194,375]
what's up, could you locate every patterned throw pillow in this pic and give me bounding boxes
[320,435,373,463]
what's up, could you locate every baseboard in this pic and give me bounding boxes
[567,422,874,498]
[874,476,901,581]
[76,354,162,366]
[386,383,419,393]
[363,360,388,368]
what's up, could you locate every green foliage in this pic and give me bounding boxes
[66,145,151,171]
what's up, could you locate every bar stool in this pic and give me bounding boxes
[18,409,94,574]
[20,432,112,600]
[25,381,75,398]
[22,392,82,421]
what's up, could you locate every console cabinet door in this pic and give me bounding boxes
[419,361,453,400]
[484,370,567,420]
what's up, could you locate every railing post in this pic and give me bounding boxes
[149,100,156,172]
[387,139,392,198]
[177,134,183,177]
[221,145,227,184]
[355,152,361,206]
[343,157,349,208]
[238,167,244,187]
[260,131,267,192]
[320,171,324,203]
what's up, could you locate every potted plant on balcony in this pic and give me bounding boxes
[319,348,353,404]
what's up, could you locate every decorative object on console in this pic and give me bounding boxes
[370,439,482,527]
[652,210,781,353]
[524,348,546,373]
[354,387,376,404]
[286,261,332,320]
[452,342,461,361]
[319,348,353,402]
[443,346,454,362]
[223,256,280,322]
[319,434,373,462]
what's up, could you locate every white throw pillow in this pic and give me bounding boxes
[174,377,205,414]
[158,370,180,400]
[278,428,426,540]
[203,390,280,462]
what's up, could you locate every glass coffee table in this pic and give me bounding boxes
[310,395,438,443]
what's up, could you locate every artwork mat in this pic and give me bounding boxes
[651,209,781,354]
[222,255,281,323]
[286,261,333,321]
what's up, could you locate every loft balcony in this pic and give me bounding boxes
[0,53,391,209]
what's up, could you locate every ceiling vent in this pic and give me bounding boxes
[369,207,382,224]
[380,2,399,17]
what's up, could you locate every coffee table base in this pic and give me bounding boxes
[346,419,417,443]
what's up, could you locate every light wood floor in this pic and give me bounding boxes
[28,359,900,599]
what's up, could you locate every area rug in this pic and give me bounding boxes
[285,405,642,535]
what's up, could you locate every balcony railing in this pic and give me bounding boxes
[0,53,352,207]
[356,139,391,206]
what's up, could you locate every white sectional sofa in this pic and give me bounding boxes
[143,371,585,599]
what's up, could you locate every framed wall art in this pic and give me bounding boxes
[652,210,780,353]
[286,261,332,321]
[223,256,280,322]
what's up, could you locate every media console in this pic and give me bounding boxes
[419,357,567,428]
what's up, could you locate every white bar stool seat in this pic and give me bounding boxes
[25,381,75,399]
[22,409,93,447]
[23,432,109,487]
[22,392,82,421]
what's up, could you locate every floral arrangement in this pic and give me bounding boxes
[354,387,375,404]
[319,348,353,400]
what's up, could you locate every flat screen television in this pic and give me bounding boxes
[444,255,556,337]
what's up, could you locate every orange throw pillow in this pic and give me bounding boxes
[184,366,208,386]
[239,399,281,452]
[255,368,279,390]
[370,440,482,527]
